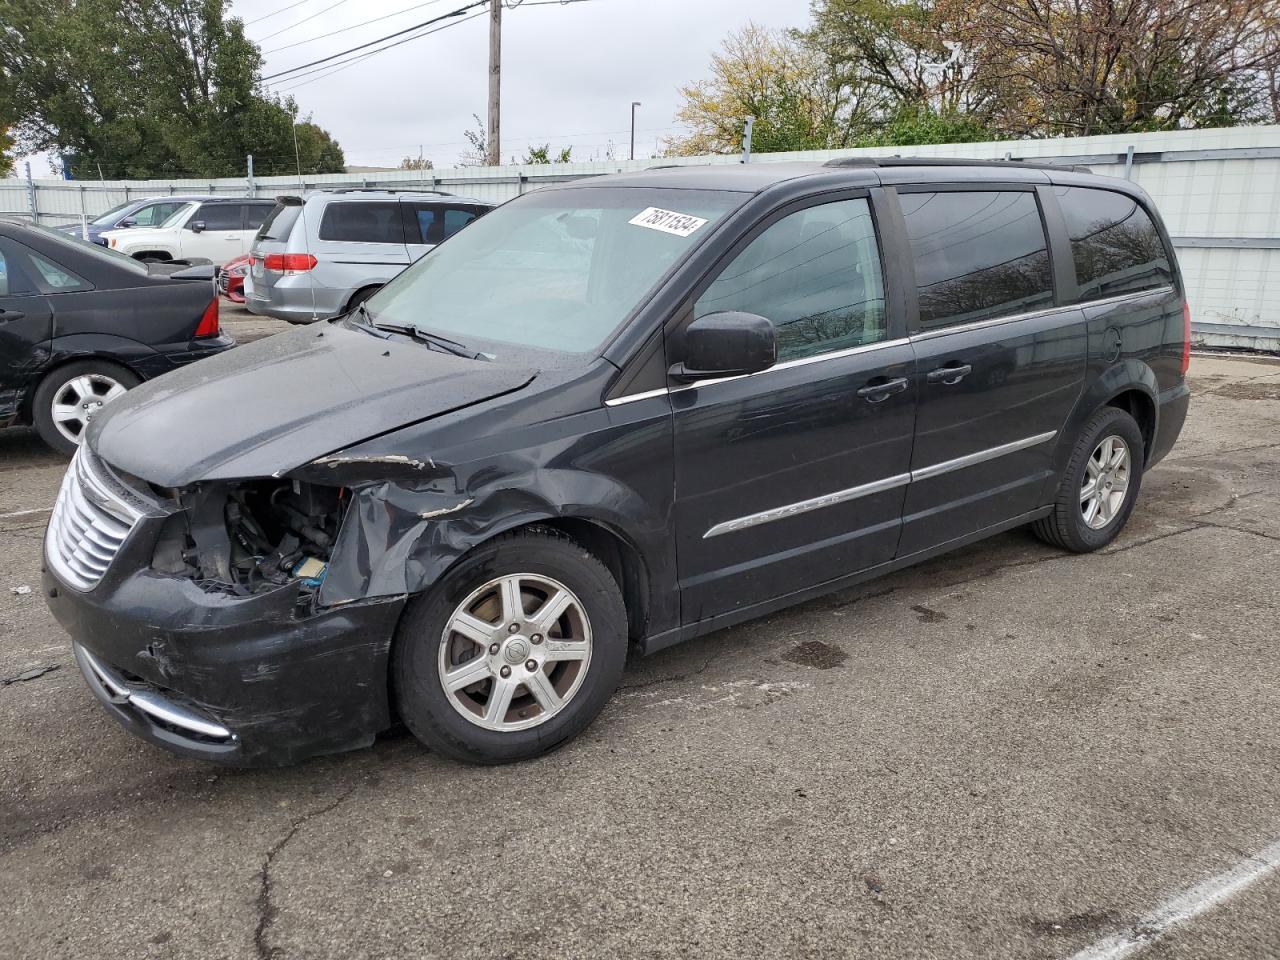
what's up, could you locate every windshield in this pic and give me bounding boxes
[90,200,135,226]
[365,187,745,354]
[28,223,149,275]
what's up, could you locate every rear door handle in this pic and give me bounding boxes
[0,310,25,323]
[926,363,973,385]
[856,376,909,402]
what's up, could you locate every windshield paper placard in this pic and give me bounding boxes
[628,207,708,238]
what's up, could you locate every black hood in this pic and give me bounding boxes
[89,322,536,486]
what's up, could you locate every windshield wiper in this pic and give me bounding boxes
[371,320,488,360]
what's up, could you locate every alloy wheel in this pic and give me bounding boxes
[1081,435,1131,529]
[50,373,128,446]
[437,573,592,732]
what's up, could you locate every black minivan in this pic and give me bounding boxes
[43,160,1190,766]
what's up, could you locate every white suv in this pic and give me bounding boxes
[102,198,277,263]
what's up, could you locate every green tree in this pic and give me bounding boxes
[0,0,345,178]
[857,105,995,146]
[522,144,572,163]
[665,22,852,155]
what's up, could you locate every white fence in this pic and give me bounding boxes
[4,125,1279,350]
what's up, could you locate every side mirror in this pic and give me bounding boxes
[118,217,138,228]
[189,220,206,233]
[670,311,777,382]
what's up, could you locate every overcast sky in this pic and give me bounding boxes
[236,0,815,169]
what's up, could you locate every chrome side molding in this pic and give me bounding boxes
[703,430,1058,538]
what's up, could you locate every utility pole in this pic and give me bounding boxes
[246,153,255,197]
[741,116,755,164]
[630,101,641,161]
[486,0,502,167]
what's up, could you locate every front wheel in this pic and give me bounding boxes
[392,528,628,764]
[31,360,141,455]
[1032,406,1145,552]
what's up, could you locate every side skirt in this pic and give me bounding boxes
[641,505,1054,656]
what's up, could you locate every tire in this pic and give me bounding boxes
[32,360,141,456]
[392,527,628,764]
[345,286,380,314]
[1032,406,1145,553]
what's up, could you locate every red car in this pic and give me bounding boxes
[218,254,251,303]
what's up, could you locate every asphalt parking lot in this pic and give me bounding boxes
[2,330,1279,960]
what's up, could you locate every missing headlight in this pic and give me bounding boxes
[152,479,347,597]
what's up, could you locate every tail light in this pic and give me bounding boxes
[194,297,220,338]
[1181,300,1191,376]
[263,253,317,274]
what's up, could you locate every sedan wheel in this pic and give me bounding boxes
[438,573,593,732]
[50,373,128,446]
[32,360,141,455]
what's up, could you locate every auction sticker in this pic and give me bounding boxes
[628,207,708,238]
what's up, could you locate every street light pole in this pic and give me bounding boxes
[630,101,641,161]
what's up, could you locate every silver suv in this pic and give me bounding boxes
[244,189,492,324]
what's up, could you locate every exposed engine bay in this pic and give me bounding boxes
[152,479,345,598]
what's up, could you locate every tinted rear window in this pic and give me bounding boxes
[242,203,275,230]
[901,190,1054,330]
[257,202,302,241]
[318,201,405,244]
[1055,187,1173,300]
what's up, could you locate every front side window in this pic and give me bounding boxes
[193,203,243,232]
[367,187,744,354]
[1056,187,1173,300]
[695,198,887,362]
[901,191,1054,330]
[90,201,134,227]
[319,201,405,244]
[27,251,90,292]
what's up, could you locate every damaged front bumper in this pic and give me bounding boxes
[42,452,407,765]
[45,561,405,765]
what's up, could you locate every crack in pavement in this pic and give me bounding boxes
[253,786,360,960]
[1,664,59,686]
[619,649,718,692]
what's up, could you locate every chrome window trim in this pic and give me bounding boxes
[702,430,1058,538]
[909,285,1176,343]
[1076,284,1175,309]
[605,336,912,406]
[704,472,911,539]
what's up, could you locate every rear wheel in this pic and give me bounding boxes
[1032,406,1145,552]
[345,286,380,314]
[392,528,627,764]
[32,360,140,455]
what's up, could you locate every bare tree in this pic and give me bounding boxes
[949,0,1280,135]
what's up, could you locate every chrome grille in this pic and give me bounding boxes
[45,449,144,591]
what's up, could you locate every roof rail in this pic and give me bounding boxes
[319,187,456,196]
[822,156,1093,174]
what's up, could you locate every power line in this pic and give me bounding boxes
[262,0,487,82]
[243,0,313,26]
[257,0,352,43]
[263,0,449,54]
[272,9,487,91]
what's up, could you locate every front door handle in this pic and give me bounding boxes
[856,376,909,402]
[0,309,25,323]
[926,363,973,385]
